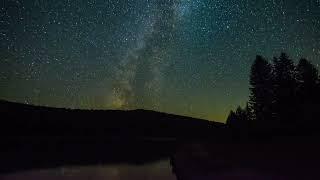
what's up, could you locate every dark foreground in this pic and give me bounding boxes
[1,100,320,179]
[2,136,320,180]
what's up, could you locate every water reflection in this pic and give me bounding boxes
[1,160,176,180]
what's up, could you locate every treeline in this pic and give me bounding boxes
[227,53,320,132]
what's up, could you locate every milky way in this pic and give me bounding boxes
[112,0,191,109]
[1,0,320,122]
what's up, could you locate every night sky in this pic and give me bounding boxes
[1,0,320,122]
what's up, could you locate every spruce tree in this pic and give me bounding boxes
[296,58,319,100]
[272,53,296,126]
[296,59,319,126]
[249,55,273,126]
[226,106,249,130]
[226,110,236,127]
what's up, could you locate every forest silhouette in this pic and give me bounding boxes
[227,52,320,134]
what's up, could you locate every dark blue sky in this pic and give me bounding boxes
[1,0,320,122]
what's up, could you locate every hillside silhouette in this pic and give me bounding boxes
[0,100,224,139]
[0,100,227,174]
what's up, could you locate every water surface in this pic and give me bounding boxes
[2,160,176,180]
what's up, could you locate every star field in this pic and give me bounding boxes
[1,0,320,122]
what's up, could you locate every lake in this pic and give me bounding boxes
[1,159,176,180]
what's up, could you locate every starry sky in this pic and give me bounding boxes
[1,0,320,122]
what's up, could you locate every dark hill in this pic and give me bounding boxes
[0,100,226,139]
[0,100,227,174]
[1,100,320,176]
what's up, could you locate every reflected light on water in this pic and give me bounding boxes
[1,160,176,180]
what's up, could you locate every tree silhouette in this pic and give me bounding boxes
[272,53,297,127]
[226,110,237,127]
[249,55,274,126]
[317,74,320,118]
[228,52,320,132]
[296,58,319,99]
[226,105,250,131]
[318,74,320,102]
[296,58,319,127]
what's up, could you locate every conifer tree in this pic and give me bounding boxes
[249,55,273,124]
[272,53,296,126]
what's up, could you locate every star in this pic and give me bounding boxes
[0,0,320,122]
